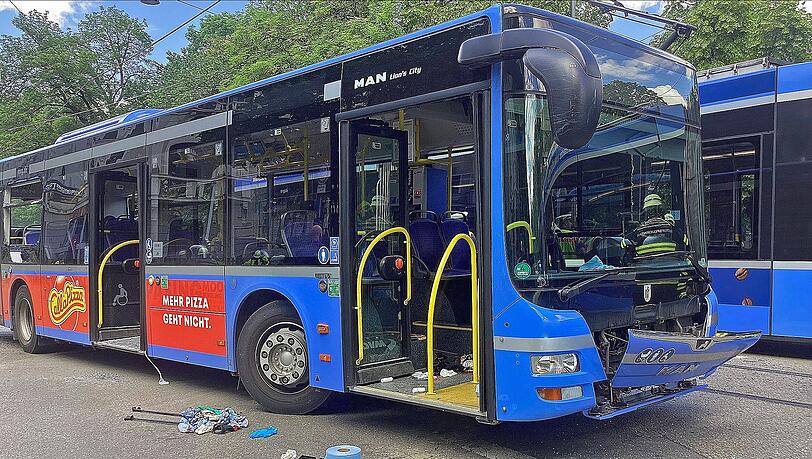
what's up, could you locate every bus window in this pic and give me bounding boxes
[43,163,89,264]
[148,127,226,265]
[229,118,332,265]
[2,180,43,264]
[702,138,759,259]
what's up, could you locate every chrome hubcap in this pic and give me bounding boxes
[257,325,307,390]
[18,298,32,342]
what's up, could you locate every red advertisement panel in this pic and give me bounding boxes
[145,277,227,356]
[43,274,89,333]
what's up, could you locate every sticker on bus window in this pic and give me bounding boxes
[84,245,90,265]
[318,246,330,265]
[327,279,340,297]
[153,241,164,258]
[514,261,531,279]
[670,210,681,221]
[145,238,153,264]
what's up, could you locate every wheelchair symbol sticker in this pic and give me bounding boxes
[318,246,330,265]
[113,284,129,306]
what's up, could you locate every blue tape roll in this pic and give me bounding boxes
[325,445,362,459]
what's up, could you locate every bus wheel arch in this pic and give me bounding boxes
[12,282,46,353]
[234,292,329,414]
[8,279,29,338]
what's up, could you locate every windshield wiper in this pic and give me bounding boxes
[558,268,636,301]
[633,250,712,283]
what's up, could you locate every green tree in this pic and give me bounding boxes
[152,0,612,107]
[0,6,157,157]
[659,0,812,70]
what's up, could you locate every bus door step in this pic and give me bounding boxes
[583,384,707,420]
[357,357,414,385]
[94,336,143,355]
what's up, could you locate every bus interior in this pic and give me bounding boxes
[93,165,142,346]
[351,95,482,412]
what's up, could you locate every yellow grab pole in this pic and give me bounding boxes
[356,227,412,364]
[506,220,534,252]
[426,233,478,395]
[97,239,139,328]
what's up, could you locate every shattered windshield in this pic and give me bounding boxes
[502,42,702,283]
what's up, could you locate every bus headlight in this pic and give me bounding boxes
[531,353,579,374]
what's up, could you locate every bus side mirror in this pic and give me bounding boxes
[459,28,603,150]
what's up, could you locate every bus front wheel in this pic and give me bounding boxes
[236,301,330,414]
[13,285,46,354]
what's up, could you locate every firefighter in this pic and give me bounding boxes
[630,193,680,257]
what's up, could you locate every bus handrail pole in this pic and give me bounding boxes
[97,239,139,328]
[426,233,478,395]
[356,227,412,364]
[506,220,534,252]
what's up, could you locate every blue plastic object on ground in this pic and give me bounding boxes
[249,425,278,438]
[326,445,362,459]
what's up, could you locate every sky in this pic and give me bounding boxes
[0,0,676,63]
[0,0,810,63]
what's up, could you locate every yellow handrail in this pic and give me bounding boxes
[426,233,478,395]
[506,220,534,252]
[97,239,139,327]
[356,227,412,364]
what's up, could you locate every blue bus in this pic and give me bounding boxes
[0,4,758,423]
[699,58,812,343]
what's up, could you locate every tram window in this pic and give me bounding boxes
[42,163,89,264]
[2,180,43,264]
[149,127,226,265]
[702,138,759,259]
[229,118,332,265]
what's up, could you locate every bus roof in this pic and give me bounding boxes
[699,58,812,113]
[2,3,691,166]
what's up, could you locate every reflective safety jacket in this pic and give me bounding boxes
[631,217,685,256]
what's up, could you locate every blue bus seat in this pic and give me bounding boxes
[105,217,139,261]
[283,221,324,257]
[409,217,445,271]
[23,228,40,245]
[440,216,473,273]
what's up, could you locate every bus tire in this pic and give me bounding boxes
[236,301,330,414]
[13,285,45,354]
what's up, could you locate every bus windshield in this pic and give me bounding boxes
[503,48,703,282]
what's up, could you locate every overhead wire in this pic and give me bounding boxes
[151,0,221,47]
[6,0,23,15]
[178,0,217,14]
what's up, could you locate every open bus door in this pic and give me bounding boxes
[88,162,145,352]
[341,119,413,384]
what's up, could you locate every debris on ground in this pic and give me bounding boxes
[249,425,279,439]
[178,406,248,435]
[280,449,297,459]
[411,371,429,380]
[439,369,457,377]
[460,354,474,371]
[326,445,362,458]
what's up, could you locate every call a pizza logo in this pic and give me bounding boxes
[48,276,86,325]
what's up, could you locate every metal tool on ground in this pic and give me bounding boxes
[123,414,177,425]
[132,406,178,417]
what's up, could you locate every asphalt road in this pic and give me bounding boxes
[0,328,810,459]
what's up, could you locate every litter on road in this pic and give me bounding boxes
[249,425,279,439]
[178,406,249,435]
